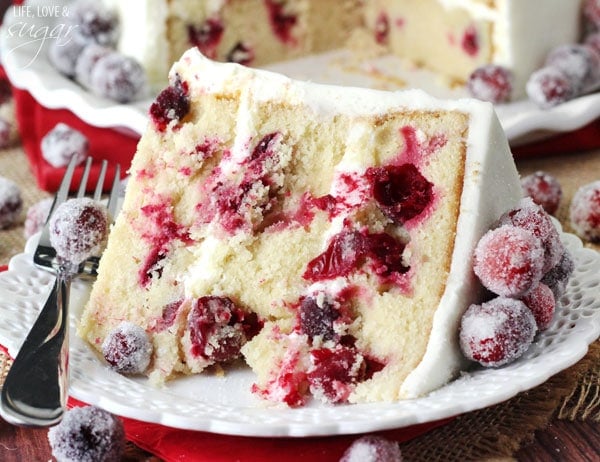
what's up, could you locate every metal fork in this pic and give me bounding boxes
[0,157,121,427]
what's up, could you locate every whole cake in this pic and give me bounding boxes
[100,0,584,99]
[78,48,524,405]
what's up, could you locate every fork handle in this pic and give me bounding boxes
[0,270,71,427]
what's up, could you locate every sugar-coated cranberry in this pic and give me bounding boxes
[545,44,600,92]
[48,405,125,462]
[41,123,89,168]
[308,345,366,404]
[48,39,86,78]
[521,283,556,331]
[498,198,564,273]
[226,42,255,65]
[467,65,513,103]
[473,225,545,298]
[340,435,403,462]
[0,176,23,229]
[102,322,153,375]
[569,180,600,243]
[299,295,340,342]
[89,52,147,103]
[521,170,562,215]
[374,12,390,45]
[67,1,119,47]
[49,197,109,265]
[526,67,577,109]
[583,0,600,32]
[541,250,575,299]
[150,75,190,132]
[459,297,537,367]
[367,163,434,224]
[75,44,113,90]
[265,0,298,45]
[24,197,53,239]
[187,296,259,362]
[188,18,224,59]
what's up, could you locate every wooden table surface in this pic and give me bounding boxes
[1,143,599,461]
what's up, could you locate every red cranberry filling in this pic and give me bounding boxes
[187,296,260,362]
[303,229,409,283]
[374,12,389,45]
[308,345,366,403]
[461,24,479,57]
[298,296,340,341]
[150,75,190,132]
[188,18,224,59]
[226,42,255,65]
[265,0,298,45]
[367,163,434,224]
[151,299,183,333]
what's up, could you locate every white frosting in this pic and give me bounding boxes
[174,49,522,398]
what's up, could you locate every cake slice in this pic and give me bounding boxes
[78,48,522,405]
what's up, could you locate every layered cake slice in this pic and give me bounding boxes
[78,48,523,405]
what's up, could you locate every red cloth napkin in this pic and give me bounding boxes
[65,398,451,462]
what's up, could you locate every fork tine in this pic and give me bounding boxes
[76,157,93,198]
[51,156,78,217]
[93,160,108,201]
[107,164,121,220]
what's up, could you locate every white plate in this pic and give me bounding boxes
[0,222,598,437]
[2,1,600,146]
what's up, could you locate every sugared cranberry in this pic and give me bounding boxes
[41,123,89,168]
[583,0,600,32]
[75,44,113,90]
[521,283,556,331]
[226,42,255,65]
[541,250,575,299]
[473,225,544,298]
[569,180,600,243]
[188,18,224,59]
[49,197,109,265]
[498,198,564,273]
[265,0,298,45]
[545,44,600,91]
[299,295,339,342]
[150,75,190,132]
[367,163,434,224]
[187,296,257,362]
[308,345,366,404]
[102,322,153,375]
[48,39,86,78]
[340,435,403,462]
[521,171,562,215]
[24,197,53,239]
[459,297,537,367]
[67,1,119,47]
[89,52,147,103]
[467,65,513,103]
[374,12,390,45]
[0,176,23,229]
[526,67,577,109]
[48,405,125,462]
